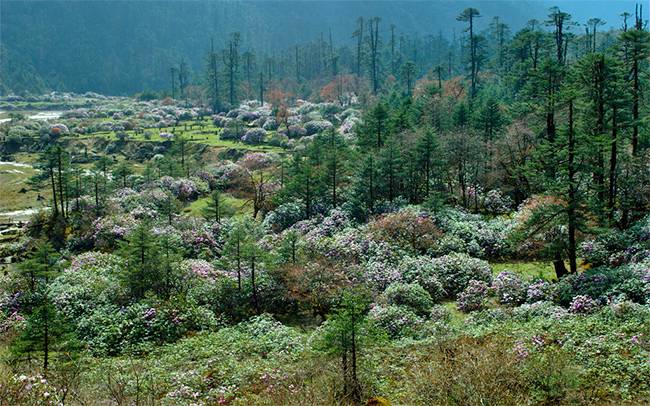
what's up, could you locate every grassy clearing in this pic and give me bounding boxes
[63,118,285,153]
[0,159,49,219]
[182,193,252,218]
[491,261,556,281]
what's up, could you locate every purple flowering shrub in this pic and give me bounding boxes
[568,295,600,314]
[526,279,555,303]
[492,271,527,305]
[303,209,352,241]
[363,259,402,292]
[239,152,278,171]
[456,280,490,313]
[77,300,218,355]
[90,214,138,249]
[171,178,201,201]
[171,217,223,258]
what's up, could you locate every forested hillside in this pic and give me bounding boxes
[0,0,634,95]
[0,1,649,405]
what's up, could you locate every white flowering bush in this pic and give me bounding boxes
[483,189,514,214]
[242,127,266,144]
[304,120,333,135]
[429,253,492,297]
[369,304,423,338]
[526,279,555,303]
[396,256,445,301]
[263,202,304,232]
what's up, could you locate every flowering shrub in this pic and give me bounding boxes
[159,132,174,140]
[568,295,600,314]
[177,220,222,258]
[368,208,442,254]
[397,256,445,301]
[369,304,423,338]
[239,152,278,171]
[1,373,63,405]
[429,305,452,323]
[491,271,527,305]
[213,115,230,128]
[555,266,648,306]
[50,252,126,320]
[242,128,266,144]
[303,209,352,241]
[456,280,490,312]
[381,282,434,316]
[221,121,245,140]
[263,203,304,232]
[287,125,307,138]
[263,118,278,130]
[429,253,492,297]
[433,209,513,259]
[304,120,333,135]
[210,162,248,189]
[483,189,514,214]
[180,259,217,279]
[526,279,554,303]
[363,259,403,292]
[77,301,218,355]
[511,301,569,320]
[90,214,137,249]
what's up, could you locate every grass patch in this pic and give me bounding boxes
[491,261,556,281]
[64,118,285,153]
[182,193,252,218]
[0,160,50,220]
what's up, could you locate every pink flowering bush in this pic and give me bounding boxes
[210,162,248,188]
[90,214,138,249]
[171,178,200,201]
[180,259,224,280]
[239,152,278,170]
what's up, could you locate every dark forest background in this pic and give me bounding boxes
[0,0,638,95]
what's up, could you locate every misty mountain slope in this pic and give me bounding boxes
[0,0,638,95]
